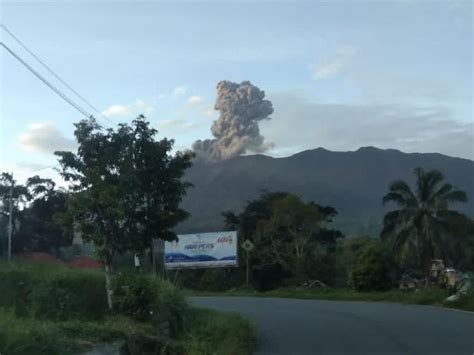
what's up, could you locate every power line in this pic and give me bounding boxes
[0,42,106,124]
[1,24,114,125]
[30,164,60,173]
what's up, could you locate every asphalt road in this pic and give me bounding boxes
[190,297,474,355]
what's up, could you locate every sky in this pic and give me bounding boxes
[0,0,472,184]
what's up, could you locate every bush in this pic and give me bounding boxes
[114,273,188,336]
[31,271,107,321]
[0,262,107,321]
[174,268,244,292]
[350,244,392,292]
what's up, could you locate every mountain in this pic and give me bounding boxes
[177,147,474,236]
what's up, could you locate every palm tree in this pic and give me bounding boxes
[381,167,468,277]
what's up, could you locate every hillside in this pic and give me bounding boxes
[177,147,474,236]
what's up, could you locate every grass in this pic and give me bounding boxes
[0,261,257,354]
[0,308,155,354]
[180,308,256,355]
[186,286,474,312]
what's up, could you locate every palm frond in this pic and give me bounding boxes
[442,190,468,203]
[429,183,452,208]
[383,180,417,207]
[424,169,444,200]
[392,225,415,254]
[415,167,444,202]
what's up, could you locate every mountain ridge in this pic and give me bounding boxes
[177,146,474,236]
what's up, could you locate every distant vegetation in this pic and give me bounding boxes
[178,167,474,307]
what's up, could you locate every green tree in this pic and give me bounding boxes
[55,116,193,309]
[14,176,72,254]
[0,173,30,256]
[260,195,322,272]
[350,243,392,292]
[381,167,468,276]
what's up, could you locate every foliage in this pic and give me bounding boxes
[180,308,256,355]
[350,244,392,292]
[0,309,157,355]
[114,273,188,336]
[0,263,256,355]
[221,191,344,290]
[16,176,72,254]
[0,262,107,320]
[54,116,193,308]
[381,167,469,275]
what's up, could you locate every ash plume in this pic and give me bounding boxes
[193,81,274,161]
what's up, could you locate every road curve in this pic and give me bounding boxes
[189,297,474,355]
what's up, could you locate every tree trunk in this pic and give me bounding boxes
[415,227,422,272]
[104,256,114,311]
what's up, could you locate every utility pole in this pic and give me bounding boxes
[7,174,13,263]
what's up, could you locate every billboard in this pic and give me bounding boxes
[164,231,238,269]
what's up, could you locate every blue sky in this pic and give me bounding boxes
[0,0,472,183]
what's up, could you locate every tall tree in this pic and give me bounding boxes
[381,167,468,276]
[258,195,322,273]
[55,116,193,309]
[0,173,30,256]
[14,176,72,254]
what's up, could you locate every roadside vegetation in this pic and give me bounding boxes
[0,115,255,354]
[0,261,256,354]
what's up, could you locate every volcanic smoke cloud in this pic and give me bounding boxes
[193,81,274,161]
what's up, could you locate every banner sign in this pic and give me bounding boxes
[165,231,238,269]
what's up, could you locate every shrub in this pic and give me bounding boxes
[31,271,107,321]
[114,273,188,336]
[114,273,157,321]
[350,244,392,292]
[0,262,107,320]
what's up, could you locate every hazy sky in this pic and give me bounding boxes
[1,0,472,183]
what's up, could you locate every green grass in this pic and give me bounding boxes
[0,308,156,354]
[0,262,257,354]
[180,308,256,355]
[186,286,474,312]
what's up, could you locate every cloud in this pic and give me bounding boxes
[101,104,130,117]
[101,100,155,118]
[186,95,204,106]
[310,46,357,80]
[261,91,474,160]
[156,119,198,133]
[173,86,187,98]
[18,122,76,154]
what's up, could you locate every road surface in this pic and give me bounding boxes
[190,297,474,355]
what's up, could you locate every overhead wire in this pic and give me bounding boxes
[0,42,98,122]
[0,24,114,125]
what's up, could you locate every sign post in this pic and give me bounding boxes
[241,239,254,286]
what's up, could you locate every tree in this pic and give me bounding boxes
[260,195,322,272]
[221,192,345,288]
[14,176,72,254]
[350,243,392,292]
[55,116,193,309]
[0,173,30,256]
[381,167,468,277]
